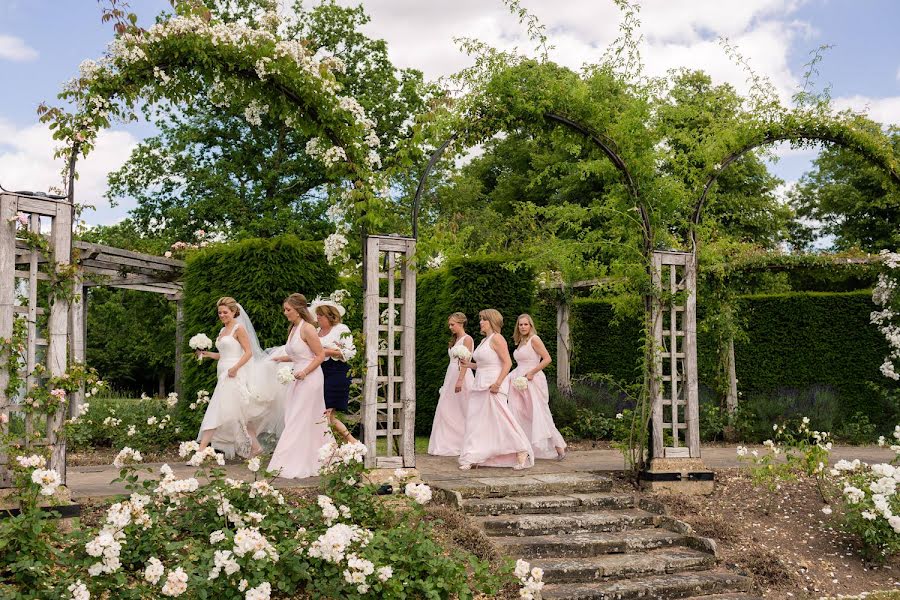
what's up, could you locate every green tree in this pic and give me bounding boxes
[105,0,431,243]
[86,288,176,395]
[790,124,900,251]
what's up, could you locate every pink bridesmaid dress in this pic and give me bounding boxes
[268,326,335,479]
[458,334,534,468]
[428,335,475,456]
[507,337,567,460]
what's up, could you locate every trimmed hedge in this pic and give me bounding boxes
[540,290,897,433]
[180,236,338,421]
[415,258,536,433]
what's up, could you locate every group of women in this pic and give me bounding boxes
[194,294,356,479]
[194,296,566,478]
[428,309,567,470]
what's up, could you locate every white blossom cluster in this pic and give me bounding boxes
[317,494,351,525]
[85,528,124,576]
[872,250,900,380]
[154,464,200,507]
[317,440,367,474]
[307,522,373,564]
[404,482,433,505]
[245,581,272,600]
[112,447,143,469]
[323,233,349,265]
[208,549,241,580]
[514,559,545,600]
[188,446,226,467]
[189,389,211,410]
[161,566,189,596]
[68,580,89,600]
[233,527,279,562]
[31,468,62,496]
[248,480,286,504]
[16,454,46,469]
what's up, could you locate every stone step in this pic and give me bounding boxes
[540,571,752,599]
[449,472,612,499]
[462,492,634,516]
[479,508,657,536]
[687,594,763,600]
[531,547,716,583]
[492,528,694,558]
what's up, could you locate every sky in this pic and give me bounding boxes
[0,0,898,228]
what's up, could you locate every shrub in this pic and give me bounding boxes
[180,236,338,427]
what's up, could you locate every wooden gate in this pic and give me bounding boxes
[362,236,416,468]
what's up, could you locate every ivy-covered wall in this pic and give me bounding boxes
[180,236,338,421]
[415,258,535,433]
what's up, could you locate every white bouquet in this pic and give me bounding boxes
[276,365,294,385]
[189,333,213,361]
[450,346,472,361]
[512,376,529,391]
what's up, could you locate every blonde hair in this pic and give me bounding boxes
[284,293,316,327]
[513,313,537,346]
[448,312,468,347]
[478,309,503,334]
[316,304,342,326]
[216,296,240,317]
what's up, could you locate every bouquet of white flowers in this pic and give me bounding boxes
[512,376,529,391]
[276,365,294,384]
[189,333,213,361]
[450,346,472,361]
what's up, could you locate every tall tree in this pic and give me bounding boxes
[790,124,900,251]
[106,0,431,243]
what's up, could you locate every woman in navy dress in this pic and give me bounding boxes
[311,299,358,444]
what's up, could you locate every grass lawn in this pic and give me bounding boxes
[374,435,430,455]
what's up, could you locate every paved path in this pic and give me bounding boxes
[65,445,896,501]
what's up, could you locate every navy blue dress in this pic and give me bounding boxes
[319,324,354,412]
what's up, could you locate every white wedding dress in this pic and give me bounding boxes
[197,319,286,459]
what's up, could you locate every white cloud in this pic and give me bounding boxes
[832,95,900,126]
[0,119,138,224]
[0,33,37,61]
[338,0,810,101]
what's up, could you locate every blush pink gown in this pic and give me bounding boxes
[267,326,334,479]
[428,336,475,456]
[458,334,534,469]
[507,337,567,460]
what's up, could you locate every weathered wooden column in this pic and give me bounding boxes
[174,297,184,399]
[47,201,72,482]
[724,338,739,415]
[69,281,86,417]
[0,195,15,486]
[643,250,712,494]
[362,235,416,468]
[556,299,572,395]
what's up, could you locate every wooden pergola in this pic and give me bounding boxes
[0,191,185,484]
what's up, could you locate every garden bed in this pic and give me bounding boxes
[654,468,899,598]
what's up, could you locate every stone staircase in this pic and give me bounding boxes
[436,472,761,600]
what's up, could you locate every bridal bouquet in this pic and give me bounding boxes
[512,376,529,391]
[450,346,472,361]
[189,333,213,361]
[276,365,294,384]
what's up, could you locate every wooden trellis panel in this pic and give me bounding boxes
[362,236,416,468]
[0,192,72,485]
[650,250,700,459]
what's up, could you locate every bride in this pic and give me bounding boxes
[195,296,281,459]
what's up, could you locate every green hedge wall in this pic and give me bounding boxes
[415,258,536,433]
[733,291,894,429]
[180,237,338,419]
[541,290,896,432]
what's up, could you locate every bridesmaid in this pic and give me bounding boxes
[428,312,475,456]
[458,309,533,470]
[268,293,334,479]
[312,299,358,444]
[507,314,567,460]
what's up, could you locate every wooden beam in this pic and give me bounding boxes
[47,202,72,483]
[174,299,184,399]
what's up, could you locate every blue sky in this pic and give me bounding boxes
[0,0,898,227]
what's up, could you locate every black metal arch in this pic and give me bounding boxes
[411,112,652,253]
[690,132,900,240]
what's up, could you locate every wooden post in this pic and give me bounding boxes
[69,282,86,417]
[556,300,572,396]
[174,297,184,399]
[725,338,738,415]
[362,237,380,468]
[47,202,72,482]
[401,240,416,467]
[684,254,700,458]
[0,194,14,486]
[650,252,664,459]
